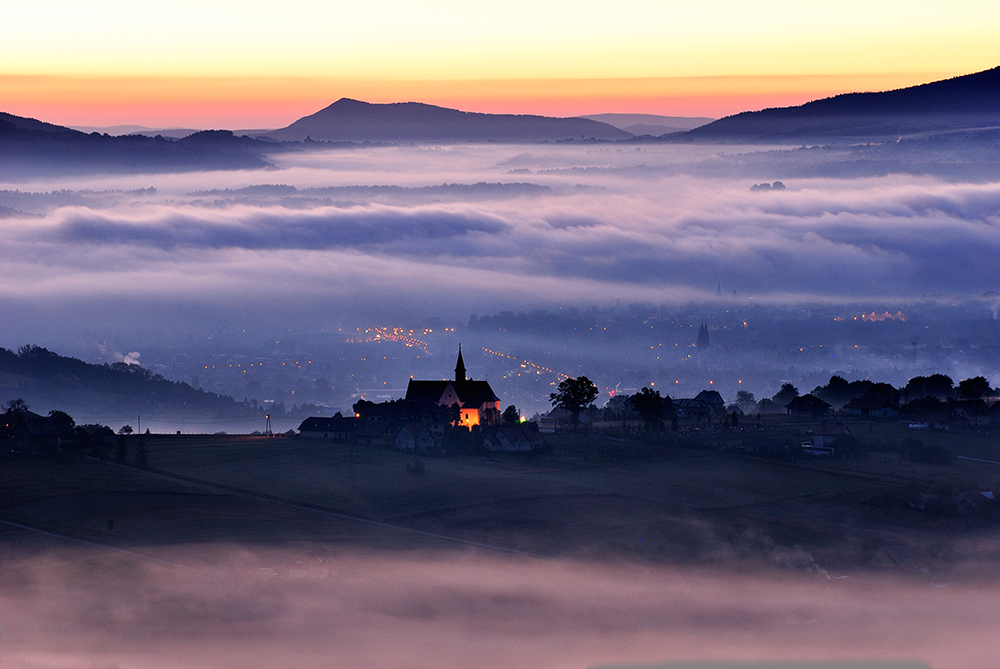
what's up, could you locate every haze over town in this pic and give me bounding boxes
[3,137,1000,430]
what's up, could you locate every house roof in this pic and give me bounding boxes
[485,426,536,442]
[675,398,709,409]
[298,414,356,432]
[695,390,724,405]
[397,424,432,439]
[9,411,67,438]
[355,420,397,438]
[786,394,831,410]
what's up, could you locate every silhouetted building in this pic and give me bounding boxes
[4,411,74,453]
[298,413,357,441]
[697,321,710,349]
[395,424,437,451]
[785,394,832,418]
[695,389,725,417]
[404,347,500,427]
[483,426,536,452]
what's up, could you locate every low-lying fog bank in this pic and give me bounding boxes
[0,545,996,668]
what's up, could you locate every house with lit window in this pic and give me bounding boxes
[404,347,500,428]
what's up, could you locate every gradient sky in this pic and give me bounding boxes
[2,0,999,127]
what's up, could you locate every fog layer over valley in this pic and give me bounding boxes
[0,545,990,668]
[2,140,1000,423]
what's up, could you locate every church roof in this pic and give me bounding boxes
[405,380,451,403]
[404,379,500,407]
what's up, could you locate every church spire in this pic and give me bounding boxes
[455,345,466,382]
[697,320,710,349]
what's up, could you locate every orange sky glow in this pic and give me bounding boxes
[0,72,969,129]
[2,0,998,129]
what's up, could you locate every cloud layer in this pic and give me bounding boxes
[1,143,1000,341]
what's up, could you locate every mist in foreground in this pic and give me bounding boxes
[0,545,992,668]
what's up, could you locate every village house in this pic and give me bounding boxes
[694,390,726,418]
[297,413,357,441]
[395,424,437,451]
[353,420,398,447]
[483,425,536,452]
[785,394,831,418]
[3,411,75,454]
[674,398,712,421]
[845,384,900,417]
[952,399,992,426]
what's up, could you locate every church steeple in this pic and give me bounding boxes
[455,345,466,382]
[697,320,710,349]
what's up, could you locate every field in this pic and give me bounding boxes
[5,421,1000,574]
[4,425,1000,668]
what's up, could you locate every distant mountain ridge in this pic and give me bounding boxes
[266,98,632,143]
[0,113,273,176]
[681,66,1000,142]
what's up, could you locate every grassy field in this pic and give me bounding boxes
[4,421,1000,574]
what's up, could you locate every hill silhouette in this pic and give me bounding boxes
[0,114,273,176]
[266,98,632,143]
[0,345,260,429]
[680,66,1000,142]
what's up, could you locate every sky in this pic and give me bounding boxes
[2,0,998,127]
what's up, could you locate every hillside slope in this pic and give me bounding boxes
[680,66,1000,142]
[0,345,259,430]
[0,114,272,176]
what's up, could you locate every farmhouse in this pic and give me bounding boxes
[404,347,500,427]
[395,424,437,451]
[3,411,74,453]
[483,425,536,452]
[845,384,900,417]
[785,394,831,418]
[298,413,356,441]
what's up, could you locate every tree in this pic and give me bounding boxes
[48,409,75,430]
[118,424,133,435]
[905,374,954,400]
[630,387,666,432]
[735,390,757,414]
[958,376,991,400]
[550,376,599,430]
[4,398,29,414]
[772,383,799,407]
[502,405,521,426]
[480,407,501,427]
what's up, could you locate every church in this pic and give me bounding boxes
[404,347,500,427]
